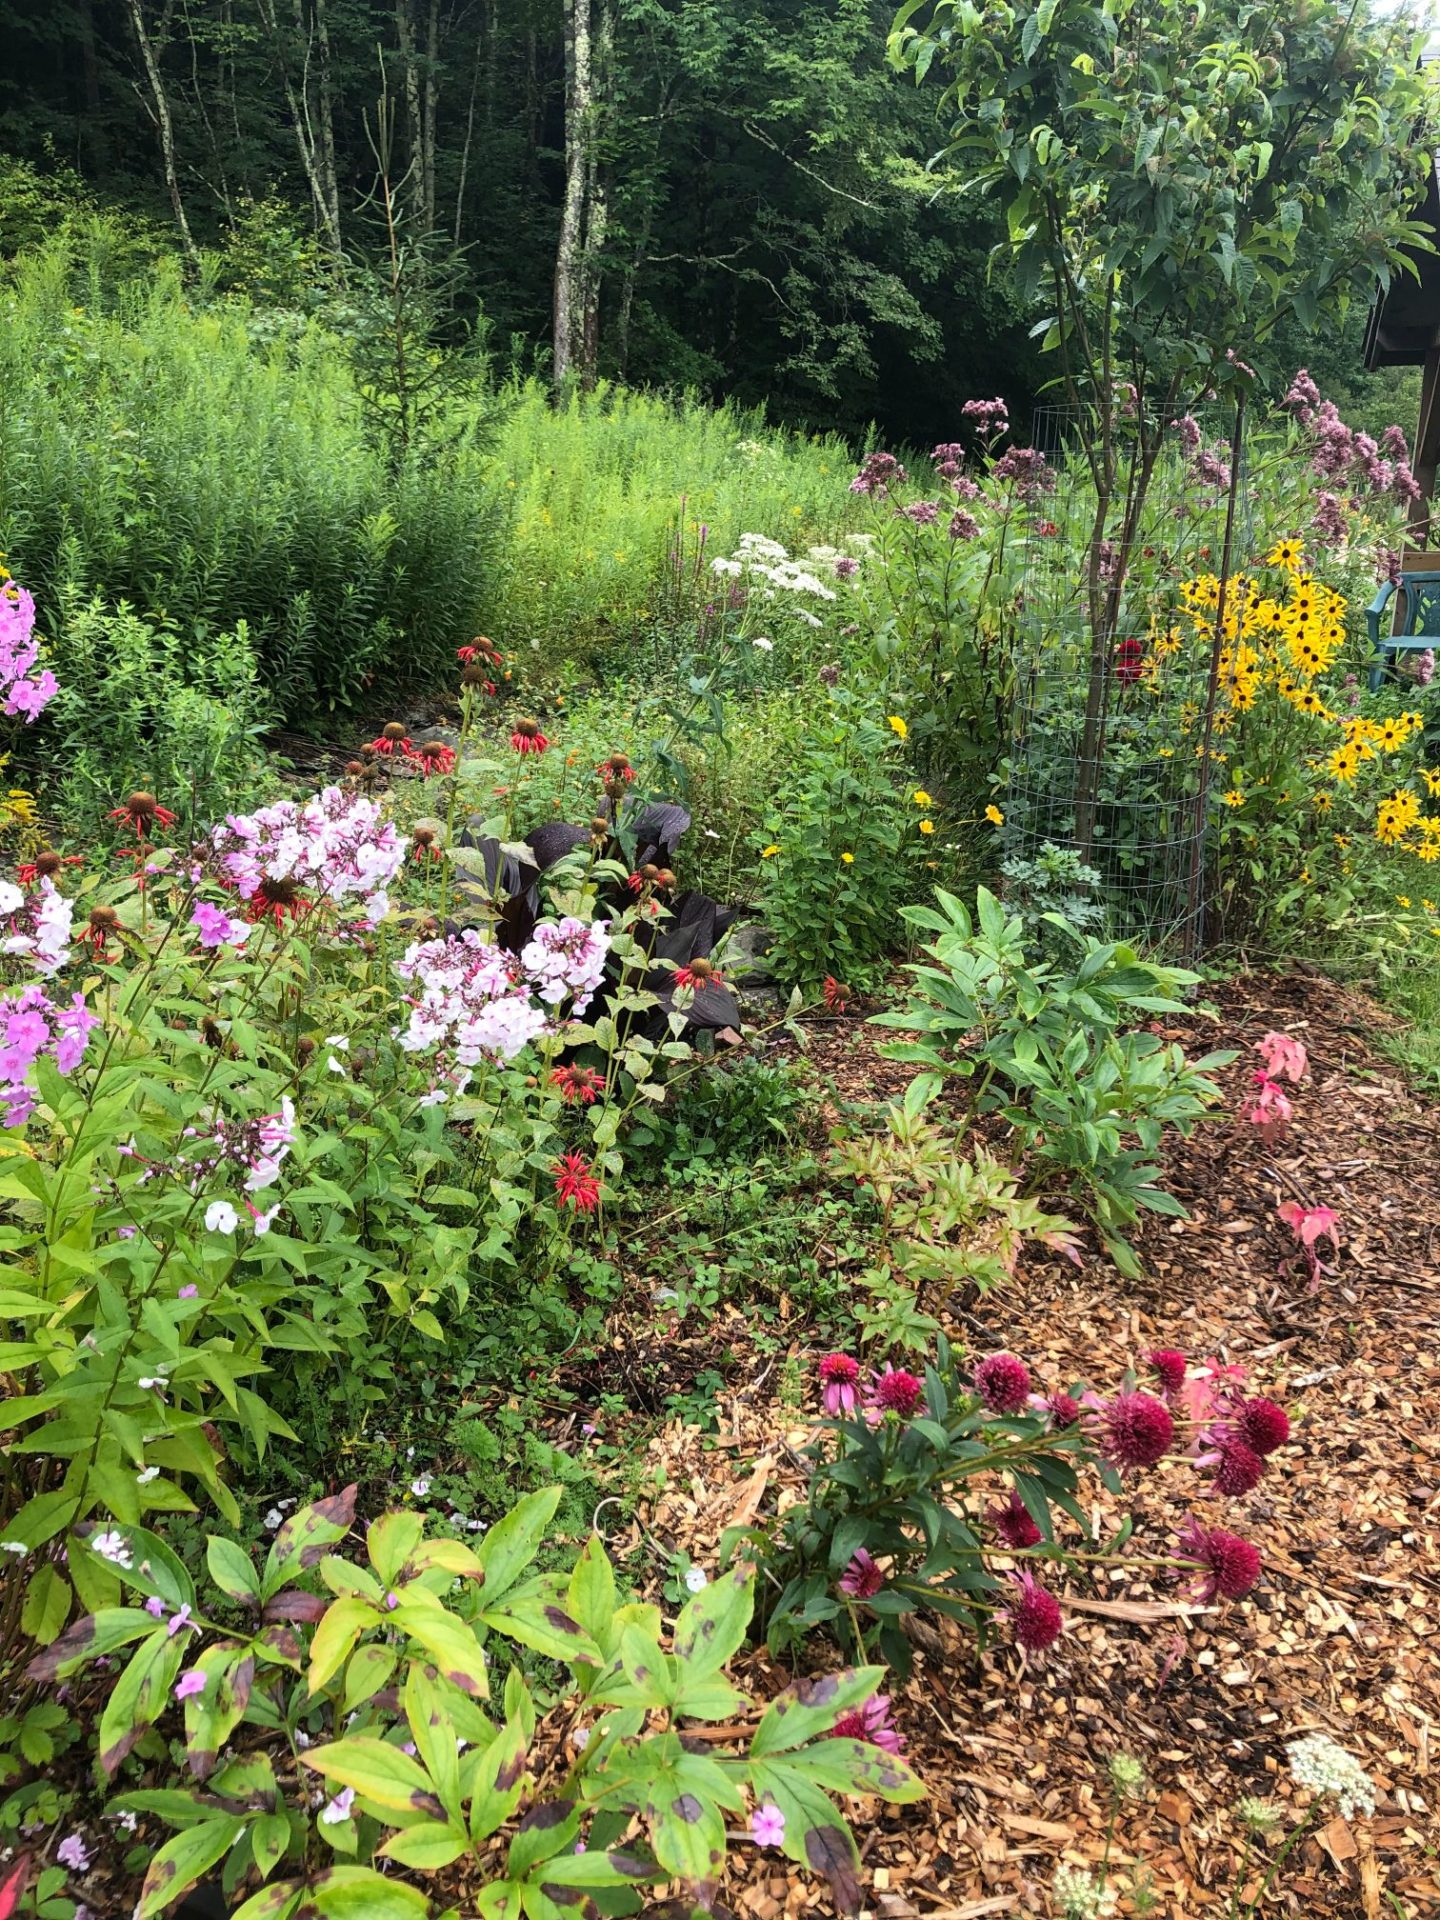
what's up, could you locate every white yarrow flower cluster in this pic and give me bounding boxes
[1287,1734,1377,1821]
[1052,1864,1110,1919]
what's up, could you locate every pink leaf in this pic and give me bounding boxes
[1256,1031,1308,1085]
[1277,1200,1340,1249]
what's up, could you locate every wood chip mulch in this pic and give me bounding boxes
[599,971,1440,1919]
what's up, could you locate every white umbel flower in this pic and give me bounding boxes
[1287,1734,1376,1821]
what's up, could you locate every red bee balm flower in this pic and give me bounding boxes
[988,1488,1042,1549]
[553,1153,601,1212]
[1003,1569,1064,1652]
[818,1353,860,1417]
[1176,1518,1261,1602]
[1147,1348,1189,1396]
[1235,1397,1289,1456]
[510,719,549,755]
[108,792,177,840]
[674,958,723,991]
[1114,638,1145,685]
[837,1549,885,1600]
[1091,1390,1174,1470]
[869,1367,924,1418]
[17,850,80,886]
[550,1064,605,1106]
[368,722,413,757]
[975,1353,1032,1414]
[408,738,457,777]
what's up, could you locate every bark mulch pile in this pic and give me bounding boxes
[604,971,1440,1919]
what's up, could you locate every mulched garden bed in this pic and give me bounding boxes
[602,971,1440,1918]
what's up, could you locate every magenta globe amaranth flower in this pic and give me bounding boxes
[1176,1518,1261,1602]
[1146,1349,1188,1397]
[869,1366,924,1418]
[1235,1397,1290,1457]
[988,1488,1041,1549]
[1212,1438,1266,1497]
[1003,1569,1063,1653]
[1089,1389,1173,1470]
[974,1352,1031,1414]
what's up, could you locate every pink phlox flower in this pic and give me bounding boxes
[174,1669,206,1701]
[751,1803,786,1849]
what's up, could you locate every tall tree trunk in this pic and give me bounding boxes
[393,0,428,232]
[421,0,440,238]
[77,0,103,114]
[255,0,343,255]
[125,0,198,260]
[575,0,612,389]
[313,0,342,251]
[553,0,592,390]
[454,19,483,245]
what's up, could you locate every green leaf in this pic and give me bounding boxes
[250,1812,290,1880]
[308,1596,381,1695]
[672,1564,753,1684]
[230,1886,301,1920]
[472,1486,561,1610]
[778,1737,926,1802]
[303,1737,442,1817]
[750,1668,888,1757]
[390,1595,489,1698]
[21,1565,72,1646]
[303,1866,433,1918]
[137,1816,245,1918]
[378,1820,469,1870]
[206,1536,260,1606]
[99,1627,184,1775]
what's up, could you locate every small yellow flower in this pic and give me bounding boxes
[840,851,855,864]
[761,844,781,858]
[1424,899,1436,913]
[1299,869,1311,884]
[1398,895,1412,908]
[887,716,908,741]
[912,789,933,806]
[1222,788,1245,807]
[1312,792,1332,813]
[918,819,935,835]
[985,804,1004,826]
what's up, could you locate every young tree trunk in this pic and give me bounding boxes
[125,0,198,261]
[313,0,343,251]
[454,18,483,245]
[553,0,592,389]
[421,0,440,238]
[393,0,429,232]
[574,0,612,389]
[256,0,343,255]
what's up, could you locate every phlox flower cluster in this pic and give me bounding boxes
[520,917,609,1015]
[0,878,73,974]
[0,982,100,1125]
[209,787,407,921]
[396,930,544,1071]
[175,1098,296,1194]
[0,580,59,722]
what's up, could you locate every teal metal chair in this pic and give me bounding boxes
[1367,570,1440,691]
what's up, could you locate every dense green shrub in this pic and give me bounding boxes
[43,593,270,838]
[0,228,496,720]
